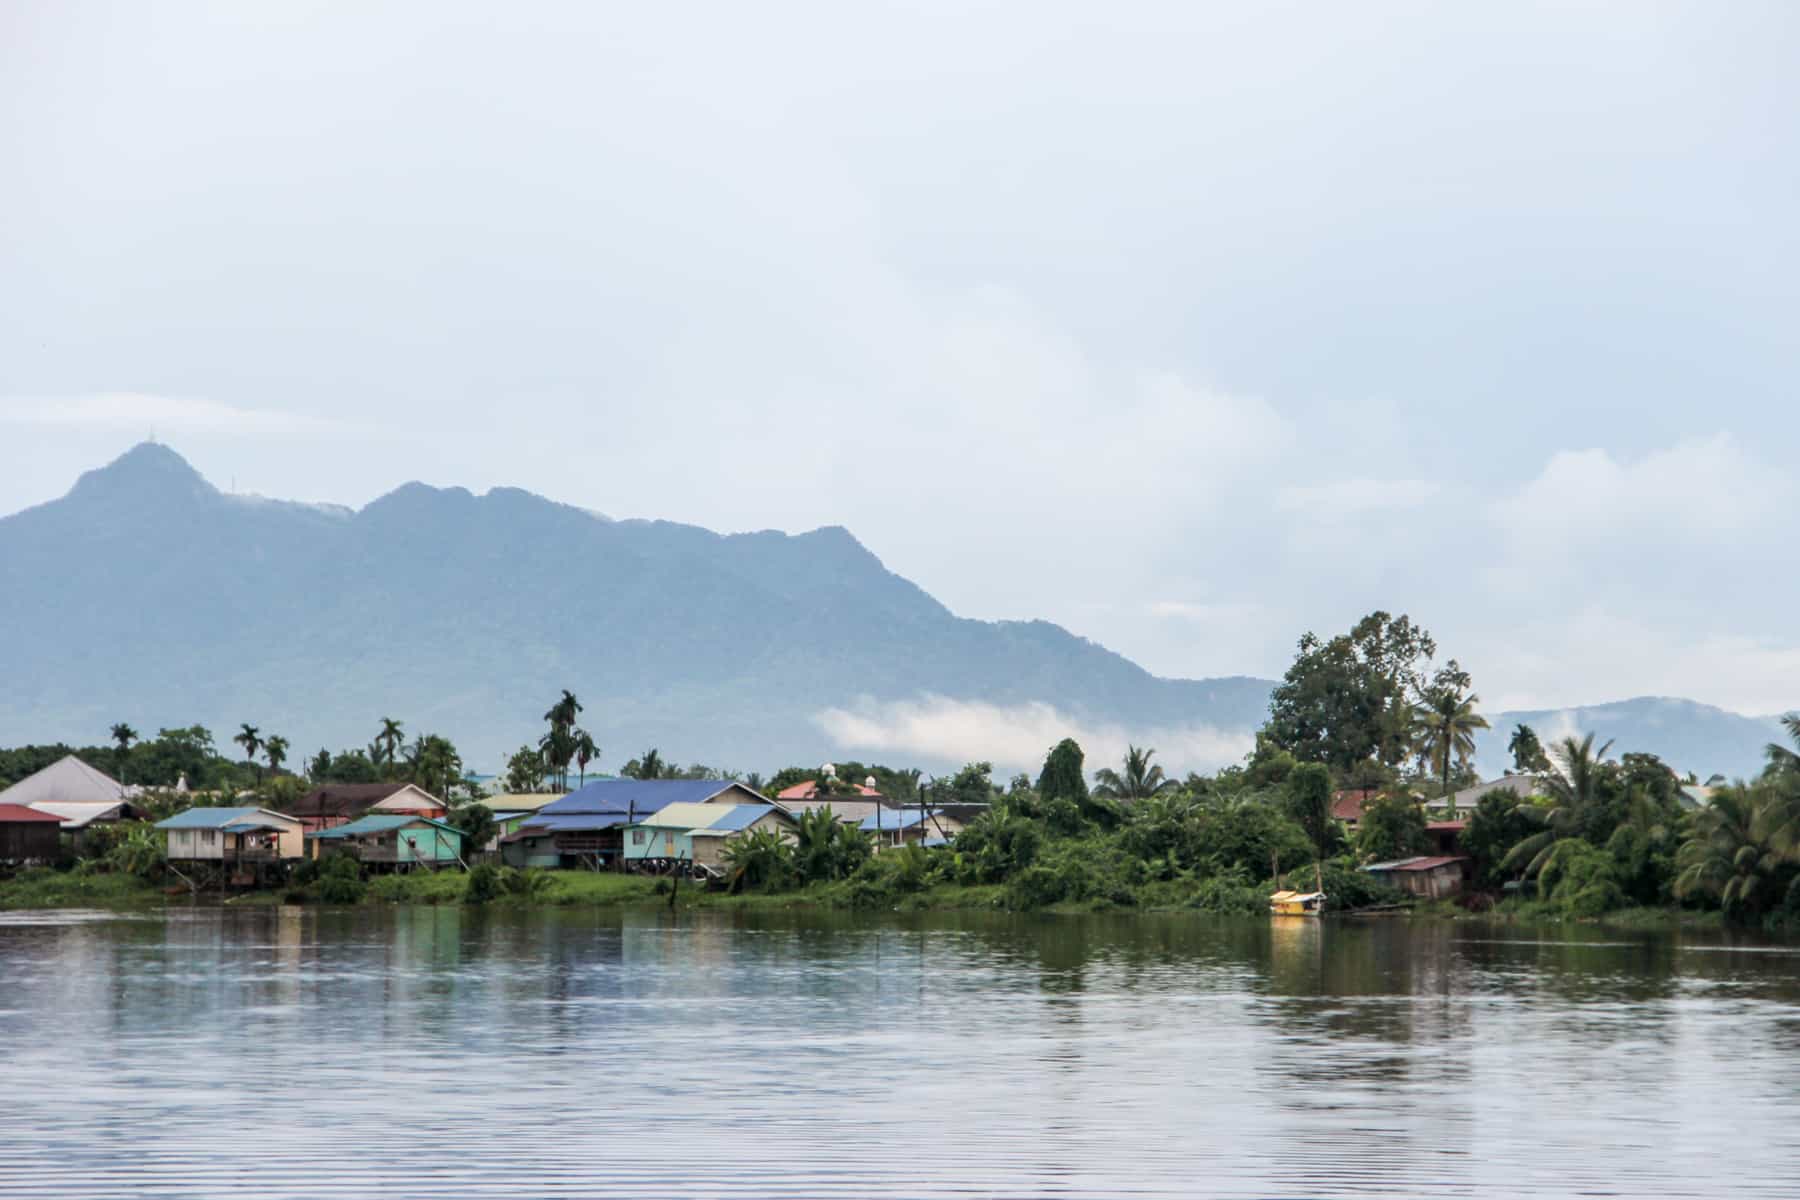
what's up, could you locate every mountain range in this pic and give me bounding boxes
[0,443,1786,780]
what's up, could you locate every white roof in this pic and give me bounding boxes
[0,755,125,807]
[27,800,134,829]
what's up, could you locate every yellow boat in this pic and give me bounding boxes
[1268,890,1326,916]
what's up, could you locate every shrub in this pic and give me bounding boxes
[1538,840,1625,918]
[465,864,502,904]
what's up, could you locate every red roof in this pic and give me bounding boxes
[0,803,64,823]
[775,780,881,800]
[1385,855,1468,872]
[1331,789,1379,821]
[1426,820,1467,832]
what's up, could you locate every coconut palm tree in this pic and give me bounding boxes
[110,722,138,786]
[627,748,665,781]
[1766,714,1800,774]
[264,735,289,778]
[1507,723,1549,774]
[373,717,405,777]
[1414,687,1491,806]
[1092,745,1175,802]
[233,724,263,784]
[1675,784,1795,919]
[573,730,599,788]
[1499,734,1614,880]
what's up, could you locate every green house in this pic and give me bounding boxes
[307,814,465,866]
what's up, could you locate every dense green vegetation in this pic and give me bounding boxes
[6,619,1800,930]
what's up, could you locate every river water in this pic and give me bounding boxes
[1,905,1796,1198]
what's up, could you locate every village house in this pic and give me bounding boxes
[1443,775,1544,818]
[859,806,968,852]
[464,793,566,849]
[502,778,779,870]
[0,804,64,864]
[1,755,149,850]
[155,806,307,865]
[1363,855,1471,900]
[306,814,465,868]
[621,802,795,871]
[776,776,885,823]
[285,782,448,834]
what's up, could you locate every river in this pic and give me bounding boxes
[1,905,1796,1198]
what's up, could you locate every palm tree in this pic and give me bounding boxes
[1675,784,1794,919]
[1414,687,1491,807]
[1500,733,1614,880]
[628,748,665,781]
[1507,723,1549,774]
[110,723,138,787]
[373,717,405,777]
[1092,745,1175,802]
[1766,714,1800,774]
[264,735,289,778]
[573,730,599,788]
[234,724,263,786]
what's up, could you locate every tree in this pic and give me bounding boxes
[1500,734,1615,880]
[1675,783,1796,922]
[721,827,795,893]
[1413,666,1490,805]
[308,747,331,782]
[451,804,498,860]
[234,724,263,784]
[623,748,665,781]
[1037,739,1090,805]
[404,734,463,801]
[1092,745,1174,803]
[108,722,138,785]
[1284,762,1335,891]
[1508,723,1550,774]
[503,744,546,794]
[573,730,599,787]
[791,806,870,883]
[264,735,289,778]
[538,690,584,790]
[1262,612,1438,773]
[1354,794,1429,862]
[373,717,405,777]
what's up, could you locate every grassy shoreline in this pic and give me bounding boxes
[0,867,1743,932]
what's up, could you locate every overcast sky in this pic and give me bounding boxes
[3,1,1796,717]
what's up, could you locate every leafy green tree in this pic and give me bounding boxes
[1262,611,1438,773]
[1092,745,1174,803]
[324,750,379,784]
[452,803,497,859]
[1507,723,1550,774]
[791,806,871,882]
[308,747,331,782]
[404,734,463,801]
[1354,794,1429,862]
[503,744,546,793]
[928,762,995,807]
[1765,713,1800,775]
[1037,738,1090,805]
[1676,783,1796,921]
[623,748,665,781]
[1284,762,1335,891]
[1414,666,1490,803]
[1462,791,1541,888]
[1500,734,1616,880]
[1536,840,1626,917]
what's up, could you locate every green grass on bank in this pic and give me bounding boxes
[0,868,169,911]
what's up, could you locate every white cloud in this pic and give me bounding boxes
[0,393,345,437]
[1274,477,1439,518]
[812,693,1253,777]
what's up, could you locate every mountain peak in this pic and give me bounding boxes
[69,442,217,506]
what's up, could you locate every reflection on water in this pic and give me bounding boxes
[2,906,1798,1197]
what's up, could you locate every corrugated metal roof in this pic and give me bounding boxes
[859,808,932,832]
[26,800,135,829]
[0,803,64,823]
[541,779,771,816]
[0,755,126,807]
[775,780,882,799]
[1364,855,1467,873]
[704,804,777,833]
[510,812,635,835]
[308,814,461,839]
[155,806,299,830]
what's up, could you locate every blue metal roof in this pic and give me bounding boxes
[697,803,775,833]
[513,812,636,834]
[539,778,760,816]
[859,808,931,832]
[155,806,275,830]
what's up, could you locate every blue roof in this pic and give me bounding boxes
[513,812,636,834]
[308,814,461,840]
[859,808,932,832]
[700,803,776,833]
[539,778,761,816]
[155,806,282,830]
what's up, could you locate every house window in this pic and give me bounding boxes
[632,830,645,845]
[202,830,217,845]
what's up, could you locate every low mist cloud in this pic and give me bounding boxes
[813,694,1253,778]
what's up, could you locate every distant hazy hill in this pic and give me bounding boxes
[0,444,1784,780]
[0,444,1271,771]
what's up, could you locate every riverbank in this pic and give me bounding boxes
[0,866,1746,933]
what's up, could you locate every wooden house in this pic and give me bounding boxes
[155,806,306,863]
[502,779,781,869]
[0,754,131,808]
[859,806,966,852]
[306,814,465,868]
[1362,855,1470,900]
[622,803,795,870]
[285,782,448,835]
[0,803,64,863]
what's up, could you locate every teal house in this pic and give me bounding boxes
[621,802,793,871]
[307,814,464,867]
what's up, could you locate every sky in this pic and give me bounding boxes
[2,1,1796,718]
